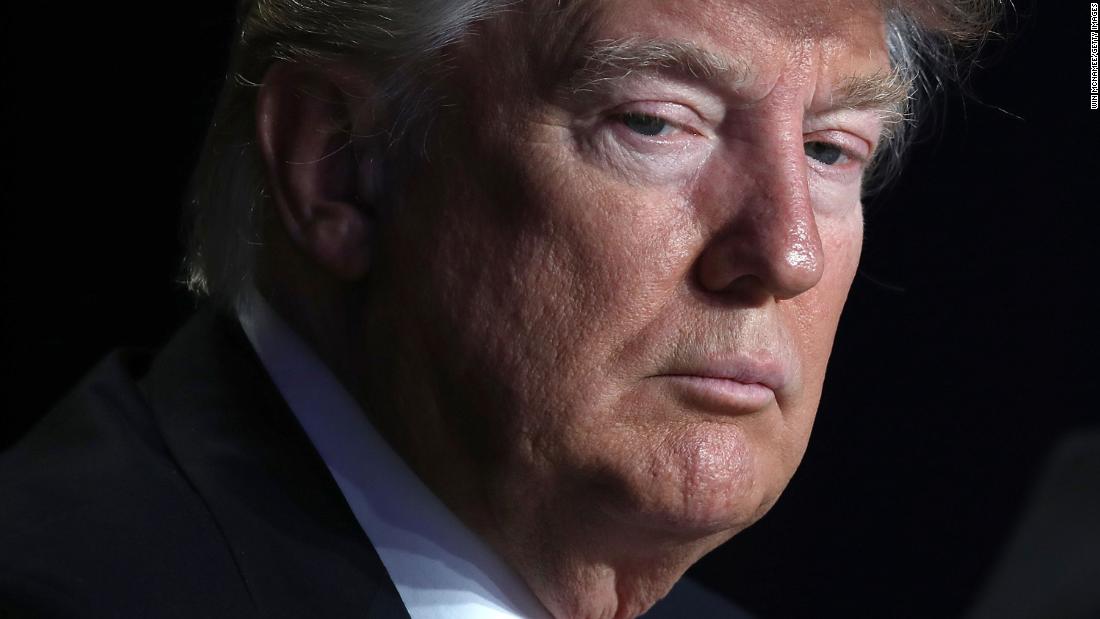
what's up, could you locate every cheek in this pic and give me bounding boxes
[791,207,863,386]
[498,149,698,347]
[404,153,683,420]
[820,207,864,319]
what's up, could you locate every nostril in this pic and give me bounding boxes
[693,213,825,303]
[693,238,775,307]
[693,144,824,302]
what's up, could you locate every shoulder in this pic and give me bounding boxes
[0,310,397,618]
[0,341,255,618]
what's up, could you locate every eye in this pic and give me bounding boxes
[618,112,674,137]
[804,141,848,165]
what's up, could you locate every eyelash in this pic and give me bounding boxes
[615,111,861,166]
[616,112,676,137]
[803,131,873,170]
[804,141,851,166]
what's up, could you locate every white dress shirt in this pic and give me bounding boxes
[238,292,552,619]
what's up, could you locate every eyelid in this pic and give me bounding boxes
[574,72,726,119]
[609,101,710,137]
[805,130,874,164]
[804,109,884,155]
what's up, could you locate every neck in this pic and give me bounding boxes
[465,483,732,619]
[256,264,727,619]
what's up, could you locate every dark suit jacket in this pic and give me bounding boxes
[0,310,751,618]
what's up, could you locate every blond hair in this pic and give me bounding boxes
[183,0,1005,308]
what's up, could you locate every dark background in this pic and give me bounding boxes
[2,2,1097,618]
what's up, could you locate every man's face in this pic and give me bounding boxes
[367,0,891,557]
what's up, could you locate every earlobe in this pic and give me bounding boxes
[256,61,380,281]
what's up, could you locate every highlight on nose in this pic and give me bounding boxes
[694,172,825,302]
[777,218,825,296]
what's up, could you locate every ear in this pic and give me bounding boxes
[256,61,381,281]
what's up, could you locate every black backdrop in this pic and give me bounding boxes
[2,2,1097,618]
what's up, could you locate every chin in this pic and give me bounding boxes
[597,418,792,540]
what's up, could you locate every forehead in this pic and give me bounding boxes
[594,0,888,40]
[505,0,891,106]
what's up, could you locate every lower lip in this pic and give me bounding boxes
[660,375,775,414]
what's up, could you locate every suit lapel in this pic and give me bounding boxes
[139,309,410,619]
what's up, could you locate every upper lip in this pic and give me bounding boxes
[661,356,788,391]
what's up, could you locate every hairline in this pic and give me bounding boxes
[183,0,1002,307]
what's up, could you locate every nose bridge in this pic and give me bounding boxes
[695,116,825,301]
[753,126,822,284]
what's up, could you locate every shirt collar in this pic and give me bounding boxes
[238,291,552,619]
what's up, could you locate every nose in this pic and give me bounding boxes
[695,133,825,302]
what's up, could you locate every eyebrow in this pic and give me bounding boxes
[566,37,911,124]
[567,37,748,94]
[831,69,910,115]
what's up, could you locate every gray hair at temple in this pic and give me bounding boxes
[182,0,1005,309]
